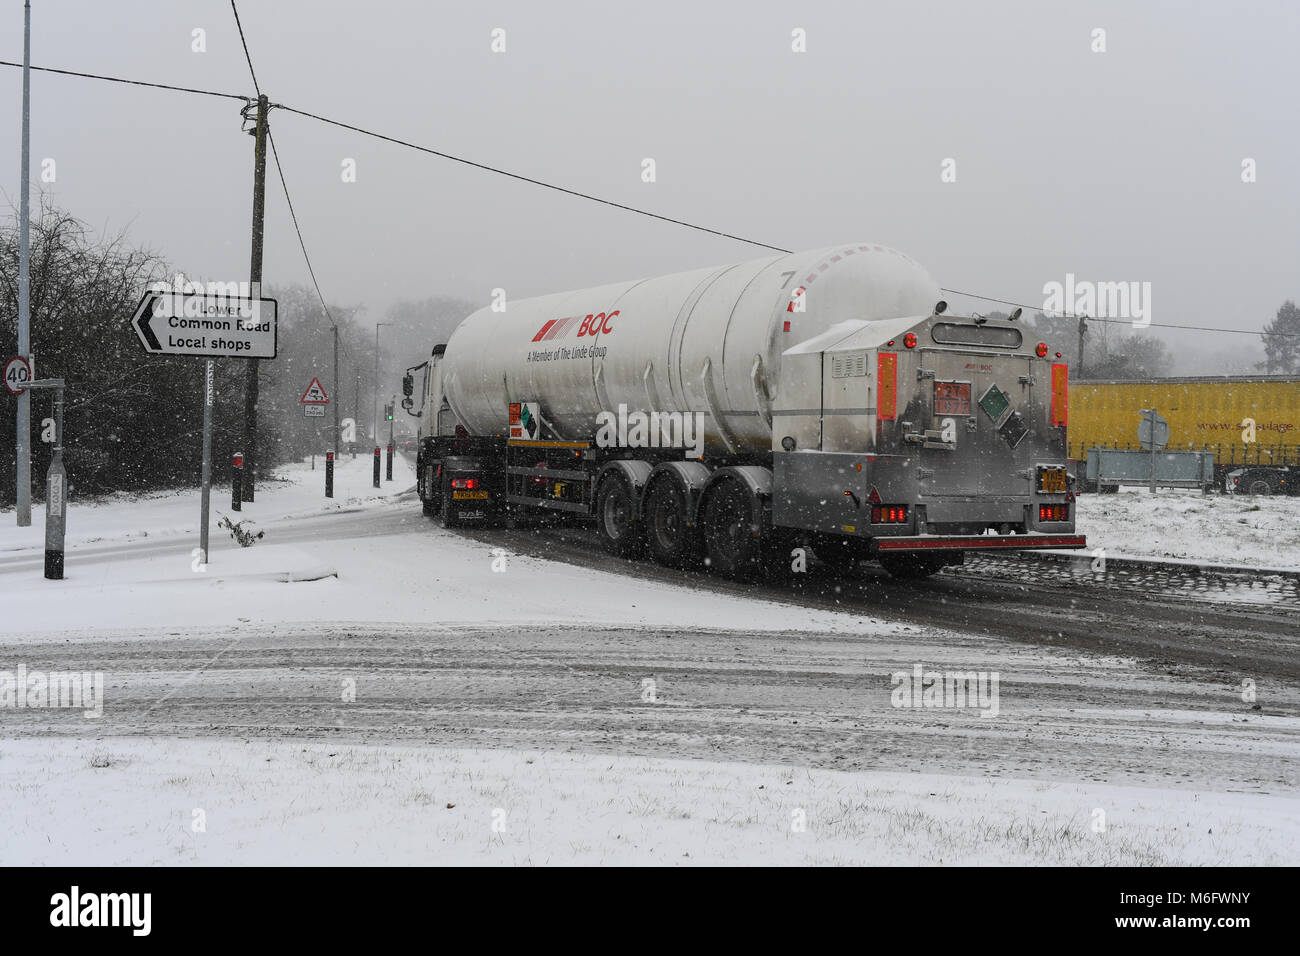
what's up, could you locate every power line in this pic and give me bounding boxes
[939,287,1296,338]
[0,59,247,100]
[267,132,337,331]
[275,104,1289,341]
[229,0,261,96]
[1,56,1286,341]
[267,131,364,368]
[274,104,791,255]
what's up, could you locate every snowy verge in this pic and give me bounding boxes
[0,452,416,553]
[1,738,1293,866]
[1072,487,1299,571]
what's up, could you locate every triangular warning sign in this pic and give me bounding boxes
[301,377,329,404]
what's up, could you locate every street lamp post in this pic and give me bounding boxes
[373,322,390,443]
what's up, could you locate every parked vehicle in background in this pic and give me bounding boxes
[1226,465,1299,496]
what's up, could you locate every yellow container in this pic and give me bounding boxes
[1068,377,1300,463]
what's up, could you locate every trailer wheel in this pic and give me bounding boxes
[879,553,944,579]
[643,477,696,567]
[702,480,763,580]
[596,477,643,558]
[1247,479,1272,496]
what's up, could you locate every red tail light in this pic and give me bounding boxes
[1035,342,1049,357]
[1039,504,1069,521]
[903,332,918,349]
[871,505,908,523]
[451,478,479,490]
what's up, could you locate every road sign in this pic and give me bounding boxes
[131,290,277,359]
[304,404,325,418]
[1138,411,1170,451]
[4,355,31,394]
[301,377,329,404]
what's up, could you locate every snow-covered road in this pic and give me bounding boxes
[1,454,1297,865]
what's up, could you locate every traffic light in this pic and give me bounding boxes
[384,403,393,421]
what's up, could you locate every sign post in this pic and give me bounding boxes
[131,288,277,568]
[200,361,214,566]
[13,376,67,578]
[1138,409,1170,494]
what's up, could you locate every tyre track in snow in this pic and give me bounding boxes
[2,621,1296,793]
[3,503,1297,794]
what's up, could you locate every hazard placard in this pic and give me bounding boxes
[301,377,329,404]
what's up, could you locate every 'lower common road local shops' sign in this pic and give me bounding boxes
[131,290,278,359]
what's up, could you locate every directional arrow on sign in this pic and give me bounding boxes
[131,290,278,359]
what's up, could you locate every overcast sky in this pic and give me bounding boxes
[3,0,1297,371]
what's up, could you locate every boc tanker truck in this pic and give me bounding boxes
[406,243,1085,579]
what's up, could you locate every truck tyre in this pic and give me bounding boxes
[596,477,643,558]
[702,480,763,580]
[422,466,440,517]
[1247,478,1272,496]
[644,477,696,567]
[879,553,944,579]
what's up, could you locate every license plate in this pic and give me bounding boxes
[1037,467,1067,494]
[452,490,489,500]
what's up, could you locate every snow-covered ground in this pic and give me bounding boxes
[3,738,1293,866]
[3,456,1297,867]
[0,451,414,554]
[0,453,884,639]
[1074,487,1300,571]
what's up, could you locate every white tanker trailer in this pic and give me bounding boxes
[406,242,1084,578]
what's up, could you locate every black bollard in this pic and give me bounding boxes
[373,447,381,489]
[386,444,393,481]
[232,451,244,512]
[325,450,335,498]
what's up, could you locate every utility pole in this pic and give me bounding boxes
[1076,314,1088,379]
[373,322,390,444]
[15,0,32,526]
[242,92,269,501]
[332,324,341,457]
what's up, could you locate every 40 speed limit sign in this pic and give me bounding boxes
[4,355,31,395]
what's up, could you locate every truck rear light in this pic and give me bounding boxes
[903,332,917,349]
[451,477,479,490]
[1050,363,1068,426]
[1036,342,1049,357]
[871,505,908,523]
[877,353,897,421]
[1039,504,1069,522]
